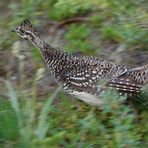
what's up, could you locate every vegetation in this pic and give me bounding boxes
[0,0,148,147]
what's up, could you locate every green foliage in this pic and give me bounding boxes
[48,0,100,20]
[1,80,147,147]
[101,89,140,147]
[0,0,148,147]
[32,47,42,62]
[100,0,148,48]
[118,24,148,47]
[0,100,18,141]
[65,24,96,54]
[9,0,47,23]
[101,26,123,42]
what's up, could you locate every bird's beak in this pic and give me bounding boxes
[11,28,17,32]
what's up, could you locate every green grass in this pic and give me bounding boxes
[0,100,18,141]
[0,0,148,147]
[0,80,147,147]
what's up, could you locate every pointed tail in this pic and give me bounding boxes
[129,64,148,85]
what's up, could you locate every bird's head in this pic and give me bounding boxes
[12,19,40,42]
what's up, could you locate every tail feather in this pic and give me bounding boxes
[106,64,148,97]
[106,75,141,96]
[129,64,148,85]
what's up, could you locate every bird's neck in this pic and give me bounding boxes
[31,36,68,68]
[31,35,46,50]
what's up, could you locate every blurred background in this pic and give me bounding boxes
[0,0,148,147]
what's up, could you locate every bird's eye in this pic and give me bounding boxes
[21,30,25,33]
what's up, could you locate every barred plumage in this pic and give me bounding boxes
[12,19,148,106]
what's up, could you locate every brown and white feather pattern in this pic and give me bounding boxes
[13,19,148,106]
[42,47,147,100]
[106,64,148,96]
